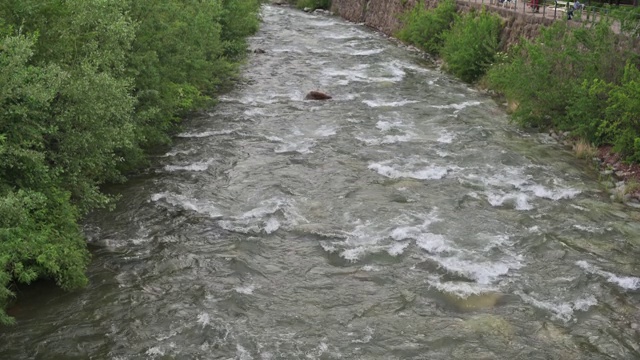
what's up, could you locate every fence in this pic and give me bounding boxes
[462,0,639,32]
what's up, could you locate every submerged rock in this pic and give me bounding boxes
[464,314,514,340]
[442,291,503,311]
[304,90,332,100]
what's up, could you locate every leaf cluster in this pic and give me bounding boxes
[485,19,640,160]
[396,0,459,55]
[0,0,260,324]
[440,9,503,83]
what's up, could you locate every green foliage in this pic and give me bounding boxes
[0,0,260,324]
[609,5,640,37]
[396,0,458,55]
[485,19,640,161]
[296,0,331,10]
[601,63,640,161]
[485,20,631,127]
[440,9,502,83]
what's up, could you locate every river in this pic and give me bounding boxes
[2,5,640,359]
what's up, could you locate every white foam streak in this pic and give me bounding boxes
[529,185,581,200]
[355,133,414,145]
[431,101,482,112]
[176,129,236,138]
[437,131,455,144]
[234,285,255,295]
[415,233,455,254]
[428,256,519,285]
[196,312,210,328]
[486,192,533,211]
[274,140,315,154]
[517,291,598,322]
[164,160,214,172]
[363,99,418,108]
[376,120,405,131]
[427,277,498,297]
[387,242,410,256]
[350,48,384,56]
[151,192,221,217]
[576,260,640,290]
[368,163,449,180]
[163,149,196,157]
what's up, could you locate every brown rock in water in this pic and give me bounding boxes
[253,48,266,54]
[305,91,332,100]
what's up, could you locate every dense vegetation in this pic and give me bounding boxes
[292,0,332,10]
[397,2,640,160]
[397,0,459,55]
[0,0,260,324]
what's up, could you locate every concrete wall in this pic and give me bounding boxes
[330,0,555,49]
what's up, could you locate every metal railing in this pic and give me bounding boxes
[463,0,637,31]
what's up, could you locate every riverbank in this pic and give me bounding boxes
[4,5,639,356]
[321,0,640,208]
[0,0,262,325]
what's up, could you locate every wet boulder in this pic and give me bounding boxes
[253,48,266,54]
[304,90,332,100]
[271,0,287,5]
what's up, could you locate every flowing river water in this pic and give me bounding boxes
[3,5,640,359]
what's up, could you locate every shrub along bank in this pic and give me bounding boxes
[396,0,640,160]
[0,0,261,324]
[290,0,332,11]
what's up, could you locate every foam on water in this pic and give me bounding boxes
[517,291,598,322]
[151,192,222,217]
[218,198,306,235]
[314,125,338,137]
[572,224,604,233]
[306,20,338,27]
[176,129,237,138]
[528,184,581,200]
[463,166,581,209]
[387,241,410,256]
[486,191,534,211]
[234,285,255,295]
[362,99,418,108]
[427,255,521,285]
[196,312,210,328]
[415,233,455,254]
[355,133,414,146]
[431,101,482,113]
[437,131,455,144]
[349,48,384,56]
[237,344,254,360]
[163,149,196,157]
[368,161,453,180]
[576,260,640,290]
[274,140,315,154]
[146,347,165,356]
[320,31,371,40]
[321,65,370,85]
[163,160,215,172]
[427,276,498,297]
[376,120,406,131]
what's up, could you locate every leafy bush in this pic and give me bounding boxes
[485,19,631,128]
[601,63,640,161]
[440,9,502,83]
[296,0,331,10]
[0,0,261,324]
[396,0,458,55]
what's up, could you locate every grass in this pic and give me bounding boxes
[573,139,597,159]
